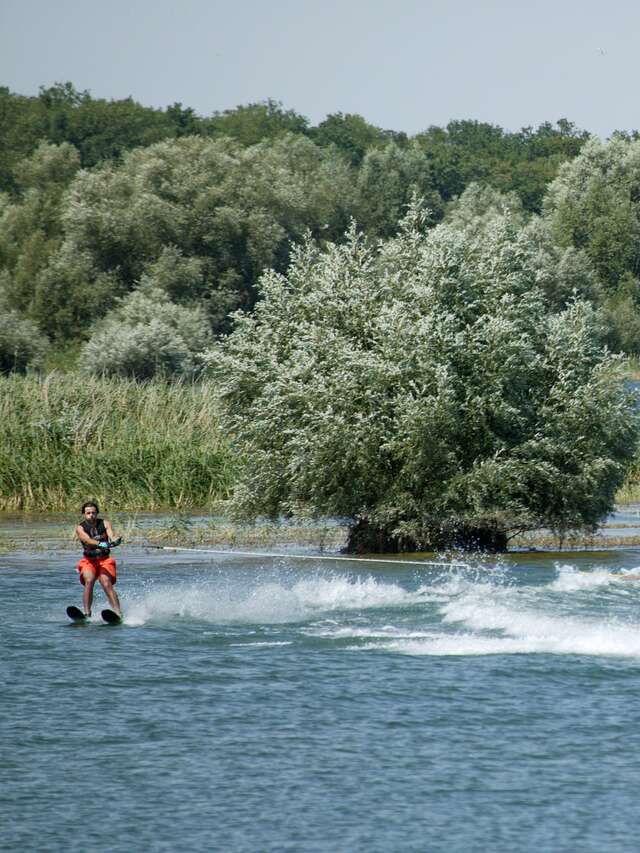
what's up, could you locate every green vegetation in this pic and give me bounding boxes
[0,373,234,511]
[0,83,184,193]
[1,134,355,342]
[422,120,589,210]
[210,203,638,552]
[0,308,48,374]
[80,286,214,379]
[544,137,640,354]
[0,84,594,357]
[2,82,640,549]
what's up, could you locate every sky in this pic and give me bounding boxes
[1,0,639,138]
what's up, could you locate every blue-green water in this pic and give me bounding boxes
[4,546,640,852]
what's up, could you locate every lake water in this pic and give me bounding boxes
[4,545,640,852]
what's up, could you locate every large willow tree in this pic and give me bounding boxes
[209,204,638,552]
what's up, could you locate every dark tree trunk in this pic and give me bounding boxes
[343,517,508,554]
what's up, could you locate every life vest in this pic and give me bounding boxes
[80,517,110,558]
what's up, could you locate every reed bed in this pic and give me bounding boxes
[0,372,236,511]
[616,479,640,506]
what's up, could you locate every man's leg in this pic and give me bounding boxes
[81,569,97,616]
[98,573,121,616]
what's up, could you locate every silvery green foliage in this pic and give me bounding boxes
[81,287,213,379]
[604,273,640,354]
[0,307,48,373]
[444,182,526,234]
[0,143,81,330]
[138,247,205,302]
[208,202,638,543]
[47,134,355,336]
[445,183,600,311]
[544,137,640,289]
[355,143,443,237]
[12,141,81,190]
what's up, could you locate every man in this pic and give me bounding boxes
[75,501,122,617]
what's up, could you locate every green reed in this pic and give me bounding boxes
[0,372,236,511]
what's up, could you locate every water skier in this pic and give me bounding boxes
[74,501,122,618]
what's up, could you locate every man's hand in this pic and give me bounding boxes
[109,537,123,547]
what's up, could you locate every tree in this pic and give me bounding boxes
[444,182,526,233]
[602,272,640,355]
[444,184,601,311]
[80,286,214,379]
[0,308,48,374]
[310,112,387,165]
[206,100,309,146]
[56,94,175,166]
[355,143,443,237]
[0,87,49,193]
[208,203,637,552]
[415,119,589,211]
[165,102,202,137]
[0,142,81,325]
[0,83,180,193]
[30,133,356,340]
[544,137,640,291]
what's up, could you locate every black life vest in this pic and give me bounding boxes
[80,517,110,558]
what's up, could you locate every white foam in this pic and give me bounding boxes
[385,583,640,657]
[303,568,640,657]
[305,625,438,640]
[370,624,640,657]
[549,564,618,592]
[122,573,427,626]
[117,563,640,659]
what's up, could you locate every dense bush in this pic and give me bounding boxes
[209,203,638,552]
[0,142,81,326]
[26,134,355,340]
[355,143,443,237]
[444,182,527,233]
[81,287,214,379]
[544,137,640,290]
[0,309,48,374]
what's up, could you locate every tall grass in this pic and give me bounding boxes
[0,372,236,511]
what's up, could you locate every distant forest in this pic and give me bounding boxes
[0,82,591,205]
[2,82,640,375]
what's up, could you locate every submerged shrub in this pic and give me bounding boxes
[208,201,639,552]
[81,287,213,379]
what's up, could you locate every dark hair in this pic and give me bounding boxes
[81,501,100,513]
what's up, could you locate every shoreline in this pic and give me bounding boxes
[2,511,640,560]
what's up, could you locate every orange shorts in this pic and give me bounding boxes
[76,555,117,585]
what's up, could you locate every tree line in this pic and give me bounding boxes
[0,81,620,370]
[0,83,588,204]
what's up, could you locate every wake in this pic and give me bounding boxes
[117,560,640,660]
[121,571,429,627]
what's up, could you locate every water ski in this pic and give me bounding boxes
[66,605,87,622]
[101,609,122,624]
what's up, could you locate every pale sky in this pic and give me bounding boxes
[1,0,638,138]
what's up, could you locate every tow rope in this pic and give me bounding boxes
[145,544,469,568]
